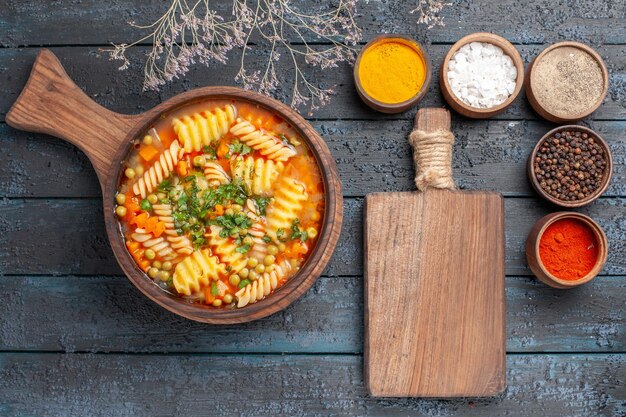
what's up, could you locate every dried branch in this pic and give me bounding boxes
[411,0,451,28]
[105,0,361,113]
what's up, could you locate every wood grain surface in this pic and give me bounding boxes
[0,0,624,415]
[364,109,505,397]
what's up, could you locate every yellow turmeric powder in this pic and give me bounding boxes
[358,39,427,104]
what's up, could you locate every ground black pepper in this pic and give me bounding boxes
[533,130,607,202]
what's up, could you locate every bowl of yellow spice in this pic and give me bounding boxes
[354,34,432,113]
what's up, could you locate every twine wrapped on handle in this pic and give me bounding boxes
[408,128,455,192]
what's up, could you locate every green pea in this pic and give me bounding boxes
[162,261,172,271]
[229,274,241,286]
[247,258,259,268]
[159,271,170,282]
[212,299,223,307]
[223,294,233,304]
[148,267,159,279]
[144,249,156,260]
[267,245,278,255]
[140,199,152,211]
[124,168,136,179]
[143,135,153,145]
[135,165,144,177]
[193,155,206,167]
[115,193,126,205]
[278,243,286,252]
[152,260,162,269]
[243,236,254,246]
[238,279,251,289]
[238,268,249,279]
[306,227,318,239]
[147,194,158,204]
[115,206,127,217]
[266,265,275,273]
[248,270,258,281]
[232,204,243,213]
[264,255,276,266]
[255,264,265,274]
[225,208,234,216]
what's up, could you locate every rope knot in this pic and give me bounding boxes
[408,129,455,192]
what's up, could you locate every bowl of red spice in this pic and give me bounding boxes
[528,125,613,207]
[526,212,608,289]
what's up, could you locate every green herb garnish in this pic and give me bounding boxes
[140,199,152,211]
[211,281,219,296]
[255,197,272,215]
[235,243,251,254]
[227,140,252,157]
[290,219,308,242]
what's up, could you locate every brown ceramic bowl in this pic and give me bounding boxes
[354,34,432,114]
[7,50,343,324]
[525,41,609,123]
[440,32,524,119]
[526,212,608,288]
[527,125,613,208]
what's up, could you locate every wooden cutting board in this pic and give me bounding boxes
[364,108,506,397]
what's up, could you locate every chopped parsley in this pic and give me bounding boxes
[140,198,152,211]
[276,228,285,240]
[290,219,308,242]
[255,197,272,215]
[263,235,272,243]
[226,140,252,158]
[235,243,251,254]
[157,179,173,192]
[211,281,219,296]
[203,145,217,160]
[213,213,253,238]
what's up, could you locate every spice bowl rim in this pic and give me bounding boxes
[527,125,613,208]
[526,211,608,288]
[439,32,525,119]
[353,34,432,114]
[525,41,609,123]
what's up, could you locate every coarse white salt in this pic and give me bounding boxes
[447,41,517,109]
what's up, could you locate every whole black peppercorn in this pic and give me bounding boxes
[533,129,607,202]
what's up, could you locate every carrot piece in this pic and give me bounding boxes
[152,221,166,238]
[138,259,151,272]
[214,204,224,216]
[217,142,229,158]
[130,212,149,228]
[138,144,159,162]
[176,160,188,176]
[205,287,215,305]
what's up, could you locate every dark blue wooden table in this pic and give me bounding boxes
[0,1,624,415]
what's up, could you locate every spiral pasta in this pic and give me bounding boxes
[173,249,226,296]
[266,176,307,241]
[204,162,231,186]
[205,225,248,273]
[172,104,238,153]
[131,228,178,260]
[230,156,284,196]
[132,140,183,199]
[152,203,194,256]
[235,260,293,308]
[230,118,297,162]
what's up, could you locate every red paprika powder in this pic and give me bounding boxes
[539,218,599,280]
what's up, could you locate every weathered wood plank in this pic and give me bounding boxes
[1,44,624,122]
[0,353,623,416]
[3,120,624,198]
[1,0,624,46]
[1,198,625,277]
[0,275,622,353]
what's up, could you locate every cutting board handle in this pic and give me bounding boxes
[409,108,455,191]
[6,49,141,188]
